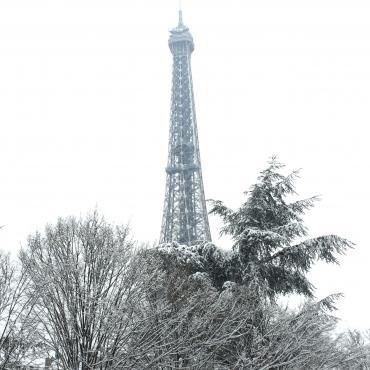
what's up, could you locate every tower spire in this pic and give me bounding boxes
[178,9,183,26]
[178,1,183,26]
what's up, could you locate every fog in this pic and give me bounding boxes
[0,0,369,329]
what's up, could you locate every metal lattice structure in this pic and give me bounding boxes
[160,11,212,245]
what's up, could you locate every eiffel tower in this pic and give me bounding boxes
[160,10,211,245]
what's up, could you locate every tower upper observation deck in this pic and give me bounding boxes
[168,10,194,55]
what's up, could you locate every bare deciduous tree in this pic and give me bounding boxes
[20,213,151,370]
[126,252,255,369]
[0,250,37,369]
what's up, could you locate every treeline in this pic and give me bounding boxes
[1,159,369,369]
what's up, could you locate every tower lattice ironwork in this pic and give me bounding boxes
[160,10,211,245]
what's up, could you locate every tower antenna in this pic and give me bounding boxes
[178,0,183,26]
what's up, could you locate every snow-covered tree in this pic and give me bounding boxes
[20,213,152,370]
[227,294,368,369]
[0,250,38,369]
[209,157,353,297]
[128,249,261,369]
[122,250,369,369]
[155,241,230,291]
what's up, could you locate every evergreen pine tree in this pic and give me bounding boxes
[210,157,352,297]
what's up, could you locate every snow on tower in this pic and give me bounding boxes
[160,10,211,245]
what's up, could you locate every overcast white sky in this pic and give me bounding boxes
[0,0,369,329]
